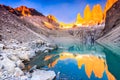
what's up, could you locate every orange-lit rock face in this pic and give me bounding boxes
[75,13,83,25]
[74,0,117,27]
[84,5,92,23]
[46,52,115,80]
[91,4,103,24]
[15,6,44,16]
[47,15,58,22]
[15,6,32,16]
[104,0,118,19]
[75,4,104,26]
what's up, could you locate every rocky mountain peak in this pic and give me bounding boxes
[75,0,117,26]
[91,4,103,24]
[15,6,44,16]
[84,4,91,22]
[75,13,83,25]
[0,4,21,16]
[47,15,58,22]
[104,0,118,19]
[75,4,103,26]
[103,0,119,34]
[0,5,44,17]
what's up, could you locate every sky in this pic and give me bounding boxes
[0,0,107,23]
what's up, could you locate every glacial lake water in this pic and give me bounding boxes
[28,42,120,80]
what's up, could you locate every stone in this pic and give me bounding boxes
[14,67,24,77]
[0,56,16,73]
[7,54,19,61]
[31,70,56,80]
[15,60,25,69]
[0,44,4,50]
[103,0,119,34]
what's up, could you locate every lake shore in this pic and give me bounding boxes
[0,39,57,80]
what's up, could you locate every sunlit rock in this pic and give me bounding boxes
[75,13,83,25]
[92,4,104,24]
[47,14,58,22]
[84,5,92,23]
[15,6,44,16]
[104,0,118,19]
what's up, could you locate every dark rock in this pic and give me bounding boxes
[0,4,21,16]
[0,35,2,41]
[97,0,120,55]
[103,0,120,34]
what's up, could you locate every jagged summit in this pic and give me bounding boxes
[0,0,117,29]
[15,6,44,16]
[75,4,104,26]
[92,4,103,24]
[0,4,44,17]
[0,4,21,16]
[104,0,118,19]
[75,13,83,25]
[74,0,117,27]
[84,4,91,22]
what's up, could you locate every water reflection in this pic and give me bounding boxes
[45,52,115,80]
[27,43,118,80]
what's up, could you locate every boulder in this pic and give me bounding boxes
[0,55,16,73]
[103,0,119,34]
[31,70,56,80]
[0,44,4,50]
[14,67,24,77]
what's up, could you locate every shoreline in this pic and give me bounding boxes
[0,39,57,80]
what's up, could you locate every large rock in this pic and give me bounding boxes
[97,0,120,54]
[31,70,56,80]
[103,0,119,34]
[103,0,118,20]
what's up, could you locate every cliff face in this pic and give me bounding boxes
[97,0,120,55]
[104,0,118,19]
[84,5,92,23]
[103,0,119,34]
[92,4,103,24]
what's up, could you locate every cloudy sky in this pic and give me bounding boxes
[0,0,107,23]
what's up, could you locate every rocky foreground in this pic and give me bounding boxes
[0,39,57,80]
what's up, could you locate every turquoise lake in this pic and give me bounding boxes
[29,42,120,80]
